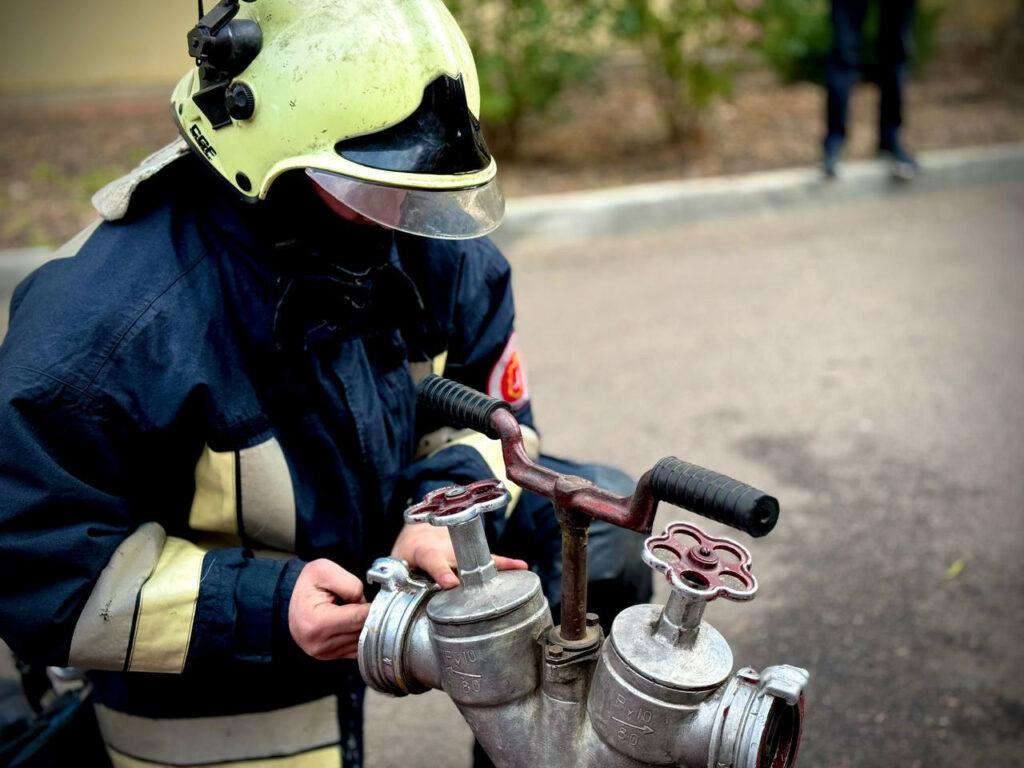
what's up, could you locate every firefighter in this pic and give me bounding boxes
[0,2,650,767]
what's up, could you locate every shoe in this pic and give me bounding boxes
[880,142,920,181]
[823,139,842,179]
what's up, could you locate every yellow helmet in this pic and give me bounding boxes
[171,0,503,239]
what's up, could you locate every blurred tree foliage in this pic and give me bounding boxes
[754,0,945,84]
[605,0,745,141]
[444,0,604,156]
[443,0,949,155]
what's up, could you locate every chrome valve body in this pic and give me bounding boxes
[358,481,808,768]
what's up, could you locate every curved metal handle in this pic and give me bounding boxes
[417,376,781,538]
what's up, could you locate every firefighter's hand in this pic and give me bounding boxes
[288,559,369,660]
[390,523,528,589]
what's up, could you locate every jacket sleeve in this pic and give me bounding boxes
[396,237,540,517]
[0,367,300,673]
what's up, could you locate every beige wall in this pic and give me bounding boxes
[0,1,196,93]
[0,0,1016,95]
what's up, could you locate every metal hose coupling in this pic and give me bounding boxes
[709,665,809,768]
[358,558,439,696]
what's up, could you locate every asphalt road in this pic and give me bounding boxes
[367,180,1024,768]
[2,179,1022,767]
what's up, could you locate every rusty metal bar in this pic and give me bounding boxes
[490,408,659,534]
[557,510,591,642]
[488,409,663,642]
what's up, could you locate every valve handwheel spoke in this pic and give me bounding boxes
[405,478,510,527]
[643,522,758,603]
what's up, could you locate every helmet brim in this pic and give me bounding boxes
[306,169,505,241]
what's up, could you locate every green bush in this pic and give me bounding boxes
[755,0,945,85]
[445,0,749,153]
[444,0,947,156]
[607,0,745,141]
[754,0,831,83]
[444,0,604,156]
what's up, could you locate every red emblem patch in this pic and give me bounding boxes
[488,332,529,409]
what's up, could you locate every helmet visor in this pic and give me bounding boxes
[306,169,505,241]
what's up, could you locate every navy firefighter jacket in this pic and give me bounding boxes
[0,143,539,766]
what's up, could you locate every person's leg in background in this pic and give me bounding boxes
[824,0,869,176]
[878,0,919,178]
[472,458,653,768]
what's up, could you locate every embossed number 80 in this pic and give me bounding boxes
[617,730,640,746]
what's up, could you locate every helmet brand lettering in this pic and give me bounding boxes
[189,124,218,159]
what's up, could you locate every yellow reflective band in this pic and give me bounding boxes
[126,537,207,674]
[107,745,342,768]
[188,445,238,538]
[431,350,448,377]
[97,696,341,767]
[238,438,297,551]
[69,523,166,671]
[409,350,449,386]
[438,425,541,516]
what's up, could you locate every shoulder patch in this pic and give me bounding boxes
[487,332,529,409]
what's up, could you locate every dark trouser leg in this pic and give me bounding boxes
[825,0,868,152]
[338,671,366,768]
[472,458,653,768]
[878,0,916,150]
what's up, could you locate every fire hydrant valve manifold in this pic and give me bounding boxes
[589,522,806,768]
[357,377,810,768]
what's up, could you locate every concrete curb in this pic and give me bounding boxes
[492,143,1024,249]
[2,144,1022,269]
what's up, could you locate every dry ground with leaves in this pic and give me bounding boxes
[1,59,1022,249]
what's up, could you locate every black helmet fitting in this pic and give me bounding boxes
[187,1,262,129]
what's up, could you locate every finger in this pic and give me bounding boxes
[339,647,359,660]
[311,639,360,661]
[315,601,371,636]
[315,634,364,659]
[335,639,360,660]
[493,555,529,571]
[314,635,361,660]
[417,546,459,588]
[311,559,365,604]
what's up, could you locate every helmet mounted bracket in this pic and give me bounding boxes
[187,0,262,129]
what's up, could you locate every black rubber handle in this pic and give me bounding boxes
[649,457,779,537]
[417,375,512,440]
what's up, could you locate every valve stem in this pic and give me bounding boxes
[449,516,497,588]
[403,480,509,589]
[654,590,707,645]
